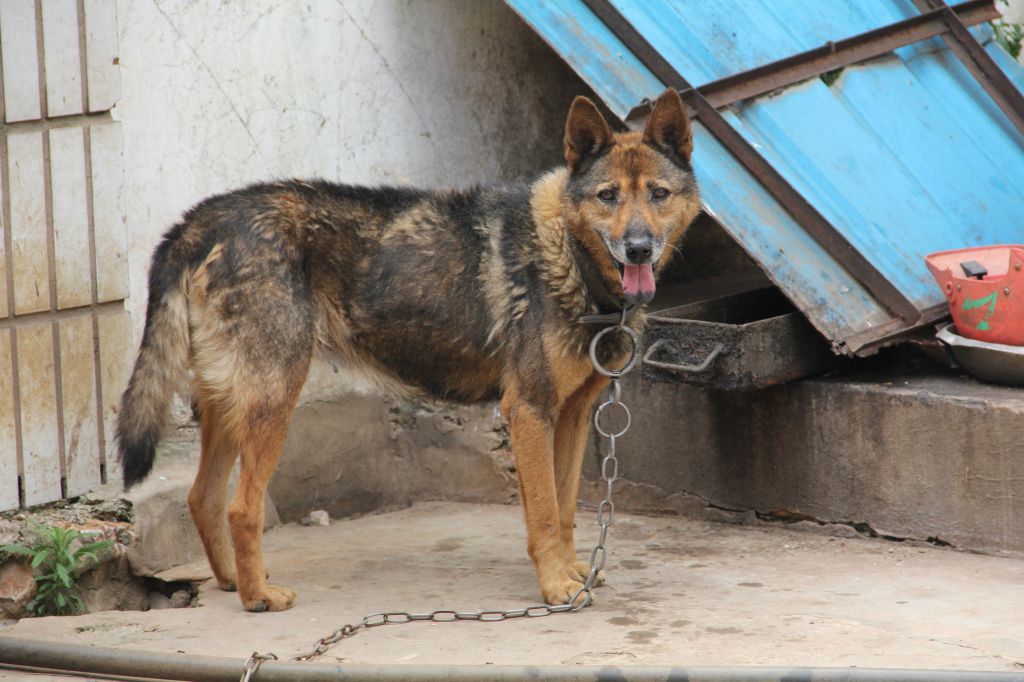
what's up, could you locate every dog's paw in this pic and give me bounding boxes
[241,584,297,612]
[567,559,604,587]
[540,573,588,607]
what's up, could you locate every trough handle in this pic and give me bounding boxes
[642,339,725,374]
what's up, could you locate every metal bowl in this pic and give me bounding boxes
[936,323,1024,387]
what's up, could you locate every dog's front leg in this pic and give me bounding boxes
[503,388,585,606]
[554,372,609,582]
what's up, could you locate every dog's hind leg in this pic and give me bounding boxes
[553,373,608,583]
[226,367,307,613]
[187,397,240,591]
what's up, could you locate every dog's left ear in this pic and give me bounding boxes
[642,89,693,165]
[564,96,614,173]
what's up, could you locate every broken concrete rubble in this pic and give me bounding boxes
[0,561,35,620]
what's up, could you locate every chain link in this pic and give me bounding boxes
[239,652,276,682]
[290,320,636,662]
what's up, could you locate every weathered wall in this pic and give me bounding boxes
[114,0,589,403]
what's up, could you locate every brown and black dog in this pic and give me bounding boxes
[117,89,700,612]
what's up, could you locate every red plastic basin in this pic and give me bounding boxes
[925,245,1024,346]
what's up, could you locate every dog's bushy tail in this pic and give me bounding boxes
[117,229,193,489]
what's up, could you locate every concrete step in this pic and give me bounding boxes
[585,352,1024,552]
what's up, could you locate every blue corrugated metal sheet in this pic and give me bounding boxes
[506,0,1024,354]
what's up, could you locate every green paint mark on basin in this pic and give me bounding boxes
[962,292,998,331]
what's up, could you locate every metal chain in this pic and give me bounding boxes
[289,318,638,663]
[239,652,276,682]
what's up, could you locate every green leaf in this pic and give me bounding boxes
[54,592,66,608]
[54,563,71,587]
[0,544,36,557]
[62,593,84,615]
[54,530,72,555]
[75,539,113,559]
[31,548,53,568]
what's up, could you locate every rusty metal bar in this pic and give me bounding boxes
[911,0,1024,138]
[582,0,923,323]
[624,0,1000,122]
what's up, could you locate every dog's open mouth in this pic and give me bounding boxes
[613,260,656,305]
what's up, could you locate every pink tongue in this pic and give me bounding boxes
[622,263,656,301]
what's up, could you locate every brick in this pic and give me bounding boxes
[97,310,131,482]
[83,0,119,113]
[41,0,83,117]
[0,218,7,319]
[0,333,18,511]
[50,127,92,309]
[16,323,61,506]
[89,122,127,303]
[8,131,49,315]
[60,315,101,497]
[0,1,42,123]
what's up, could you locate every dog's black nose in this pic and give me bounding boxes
[624,235,654,263]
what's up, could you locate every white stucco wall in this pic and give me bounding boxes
[112,0,588,402]
[1005,0,1024,27]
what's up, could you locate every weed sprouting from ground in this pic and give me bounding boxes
[1,523,112,616]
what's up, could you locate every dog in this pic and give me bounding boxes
[116,89,700,612]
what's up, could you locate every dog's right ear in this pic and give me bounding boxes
[564,96,613,174]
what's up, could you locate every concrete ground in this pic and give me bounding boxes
[1,502,1023,673]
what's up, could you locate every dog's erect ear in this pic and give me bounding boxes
[564,96,614,173]
[642,89,693,165]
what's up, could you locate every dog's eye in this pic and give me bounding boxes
[651,187,670,200]
[596,188,617,203]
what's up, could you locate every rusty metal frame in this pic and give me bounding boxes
[621,0,1001,122]
[583,0,1024,348]
[618,0,1003,120]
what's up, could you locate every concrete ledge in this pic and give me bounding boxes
[270,396,517,522]
[112,391,517,580]
[584,360,1024,552]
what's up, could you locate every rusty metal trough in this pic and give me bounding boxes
[642,287,839,390]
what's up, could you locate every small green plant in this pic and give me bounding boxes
[1,523,112,616]
[993,20,1024,60]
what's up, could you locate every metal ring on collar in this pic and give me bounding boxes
[589,325,640,377]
